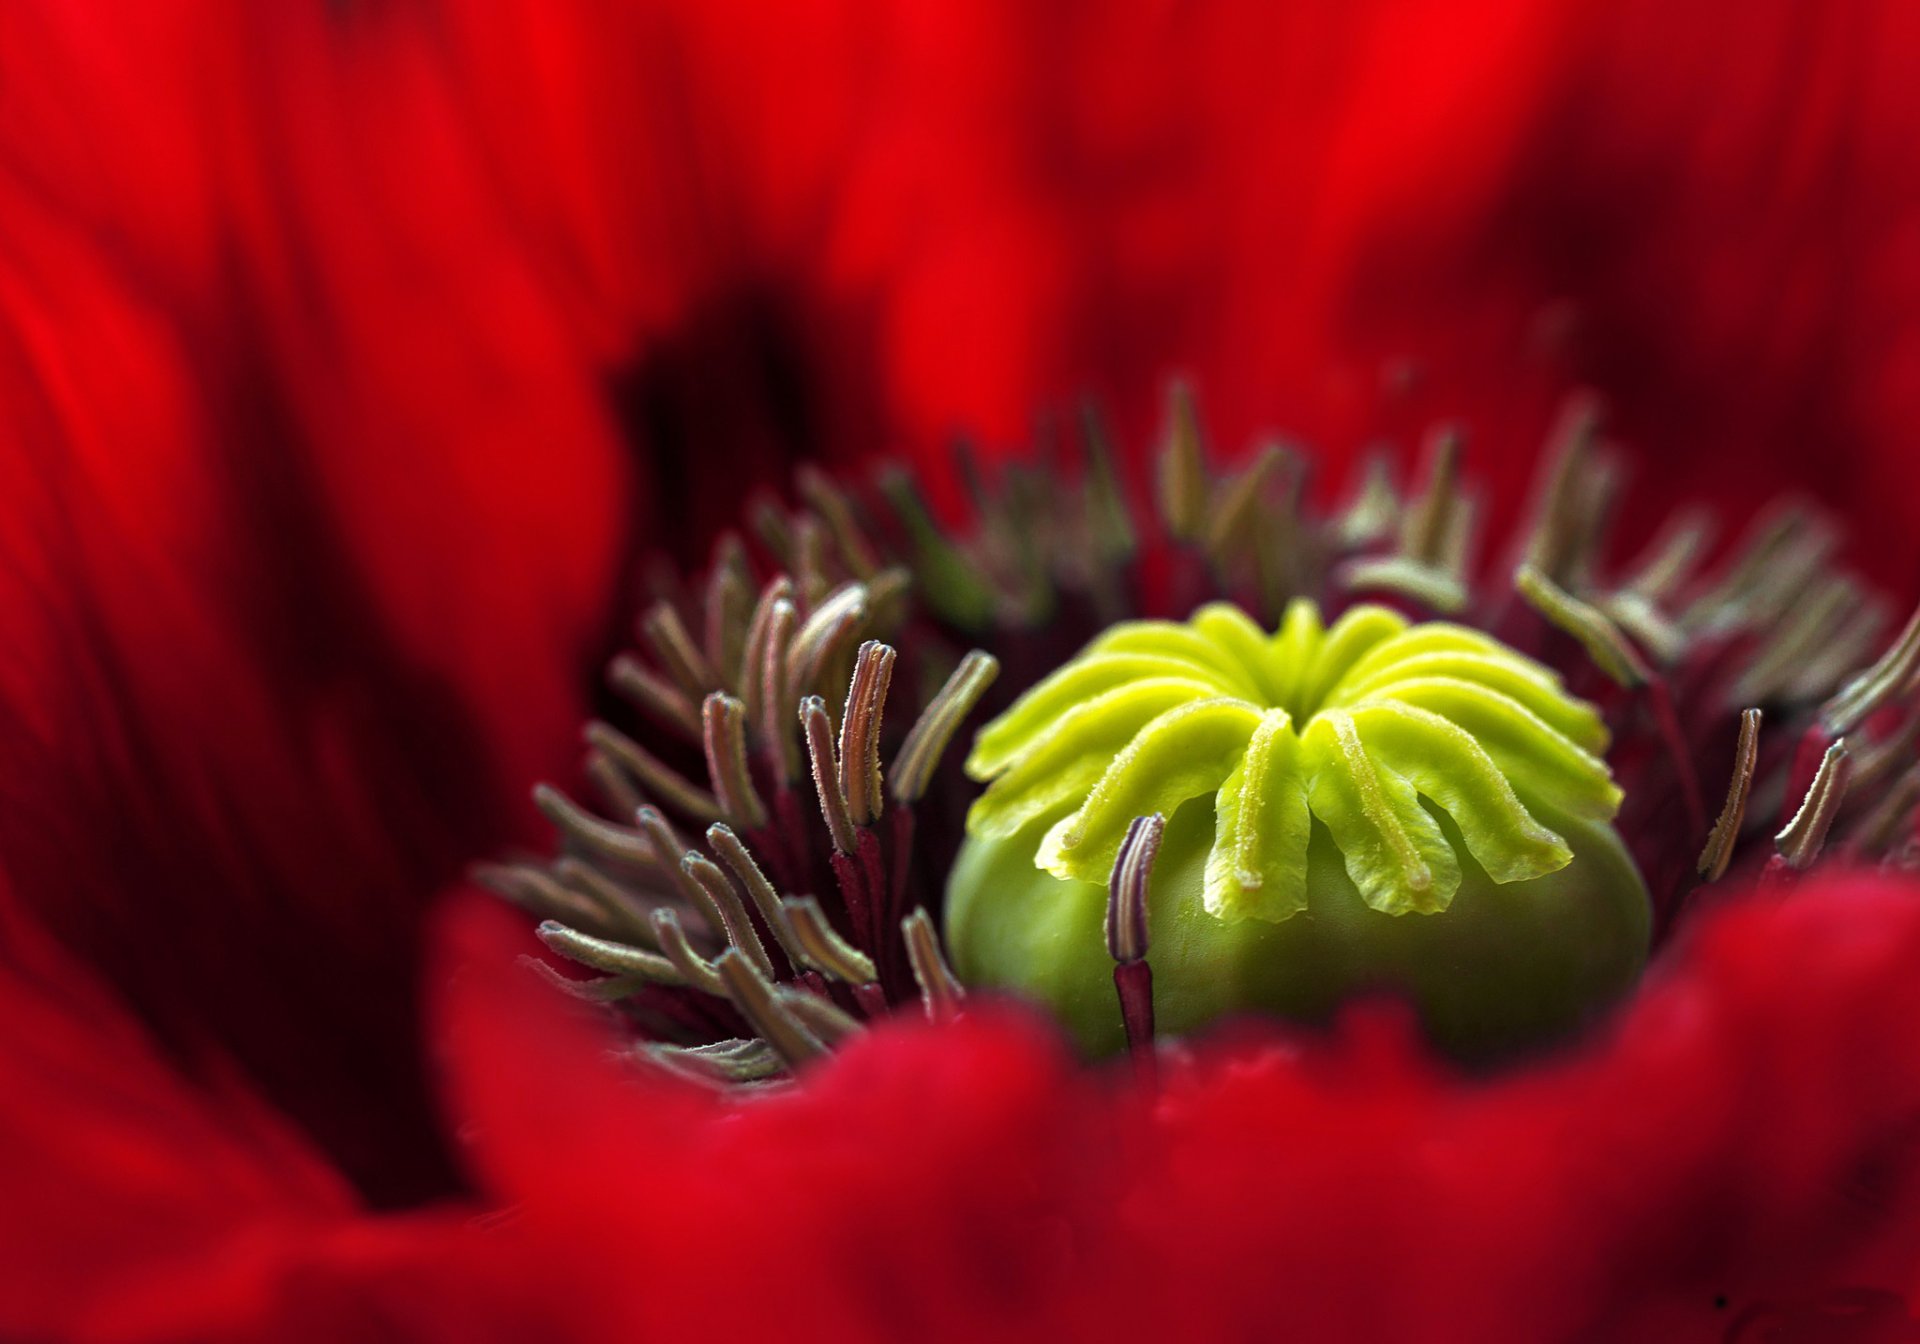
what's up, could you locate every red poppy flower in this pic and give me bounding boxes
[4,0,1920,1340]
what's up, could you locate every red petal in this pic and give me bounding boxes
[439,873,1920,1338]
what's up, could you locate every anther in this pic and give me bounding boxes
[1157,381,1210,543]
[781,896,878,985]
[1730,577,1859,707]
[640,601,718,698]
[892,651,1001,805]
[473,861,607,930]
[1514,564,1652,687]
[1775,740,1853,872]
[775,986,865,1047]
[1107,814,1162,1067]
[902,908,966,1021]
[1204,443,1288,562]
[1334,452,1399,550]
[737,576,795,734]
[1848,765,1920,860]
[531,784,659,869]
[1523,394,1605,586]
[1822,599,1920,736]
[786,583,869,705]
[750,497,795,566]
[702,693,769,831]
[792,514,830,608]
[647,1037,784,1085]
[759,598,801,784]
[607,654,702,741]
[706,823,807,968]
[586,721,724,824]
[584,750,644,820]
[877,467,997,630]
[525,959,651,1004]
[1699,709,1762,882]
[682,852,776,979]
[1402,424,1465,568]
[714,950,826,1068]
[634,806,717,926]
[537,920,687,986]
[1078,402,1137,567]
[552,857,659,948]
[702,534,753,692]
[801,695,858,855]
[650,907,726,996]
[798,465,882,581]
[838,641,896,828]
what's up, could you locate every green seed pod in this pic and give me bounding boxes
[946,599,1650,1060]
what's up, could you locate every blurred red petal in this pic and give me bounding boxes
[437,874,1920,1338]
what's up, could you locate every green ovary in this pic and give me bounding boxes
[945,599,1651,1060]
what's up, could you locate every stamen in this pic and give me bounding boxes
[1522,394,1604,585]
[1514,564,1651,688]
[552,857,660,948]
[1788,599,1888,703]
[759,598,801,784]
[1107,813,1162,1069]
[1773,740,1853,874]
[583,751,646,823]
[1618,509,1715,605]
[537,920,687,986]
[648,1037,784,1085]
[1698,709,1763,882]
[781,896,879,986]
[801,695,858,855]
[1205,443,1288,562]
[701,693,769,831]
[1078,402,1138,568]
[1848,765,1920,859]
[798,464,882,580]
[792,514,831,609]
[737,576,795,734]
[1729,577,1859,707]
[607,654,703,740]
[682,853,777,979]
[650,908,727,996]
[786,583,869,708]
[634,806,718,928]
[1401,424,1464,569]
[705,823,807,968]
[586,720,724,825]
[776,986,865,1047]
[527,959,652,1004]
[714,950,826,1068]
[1340,427,1469,612]
[1333,451,1399,550]
[640,601,719,698]
[891,651,1001,805]
[837,641,896,829]
[703,534,753,691]
[878,468,997,630]
[750,497,795,566]
[1517,565,1707,839]
[1157,381,1209,543]
[473,861,609,930]
[902,908,965,1021]
[1822,599,1920,736]
[531,784,659,869]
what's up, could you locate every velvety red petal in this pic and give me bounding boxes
[0,902,560,1344]
[438,874,1920,1339]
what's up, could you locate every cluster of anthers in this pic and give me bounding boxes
[481,386,1920,1084]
